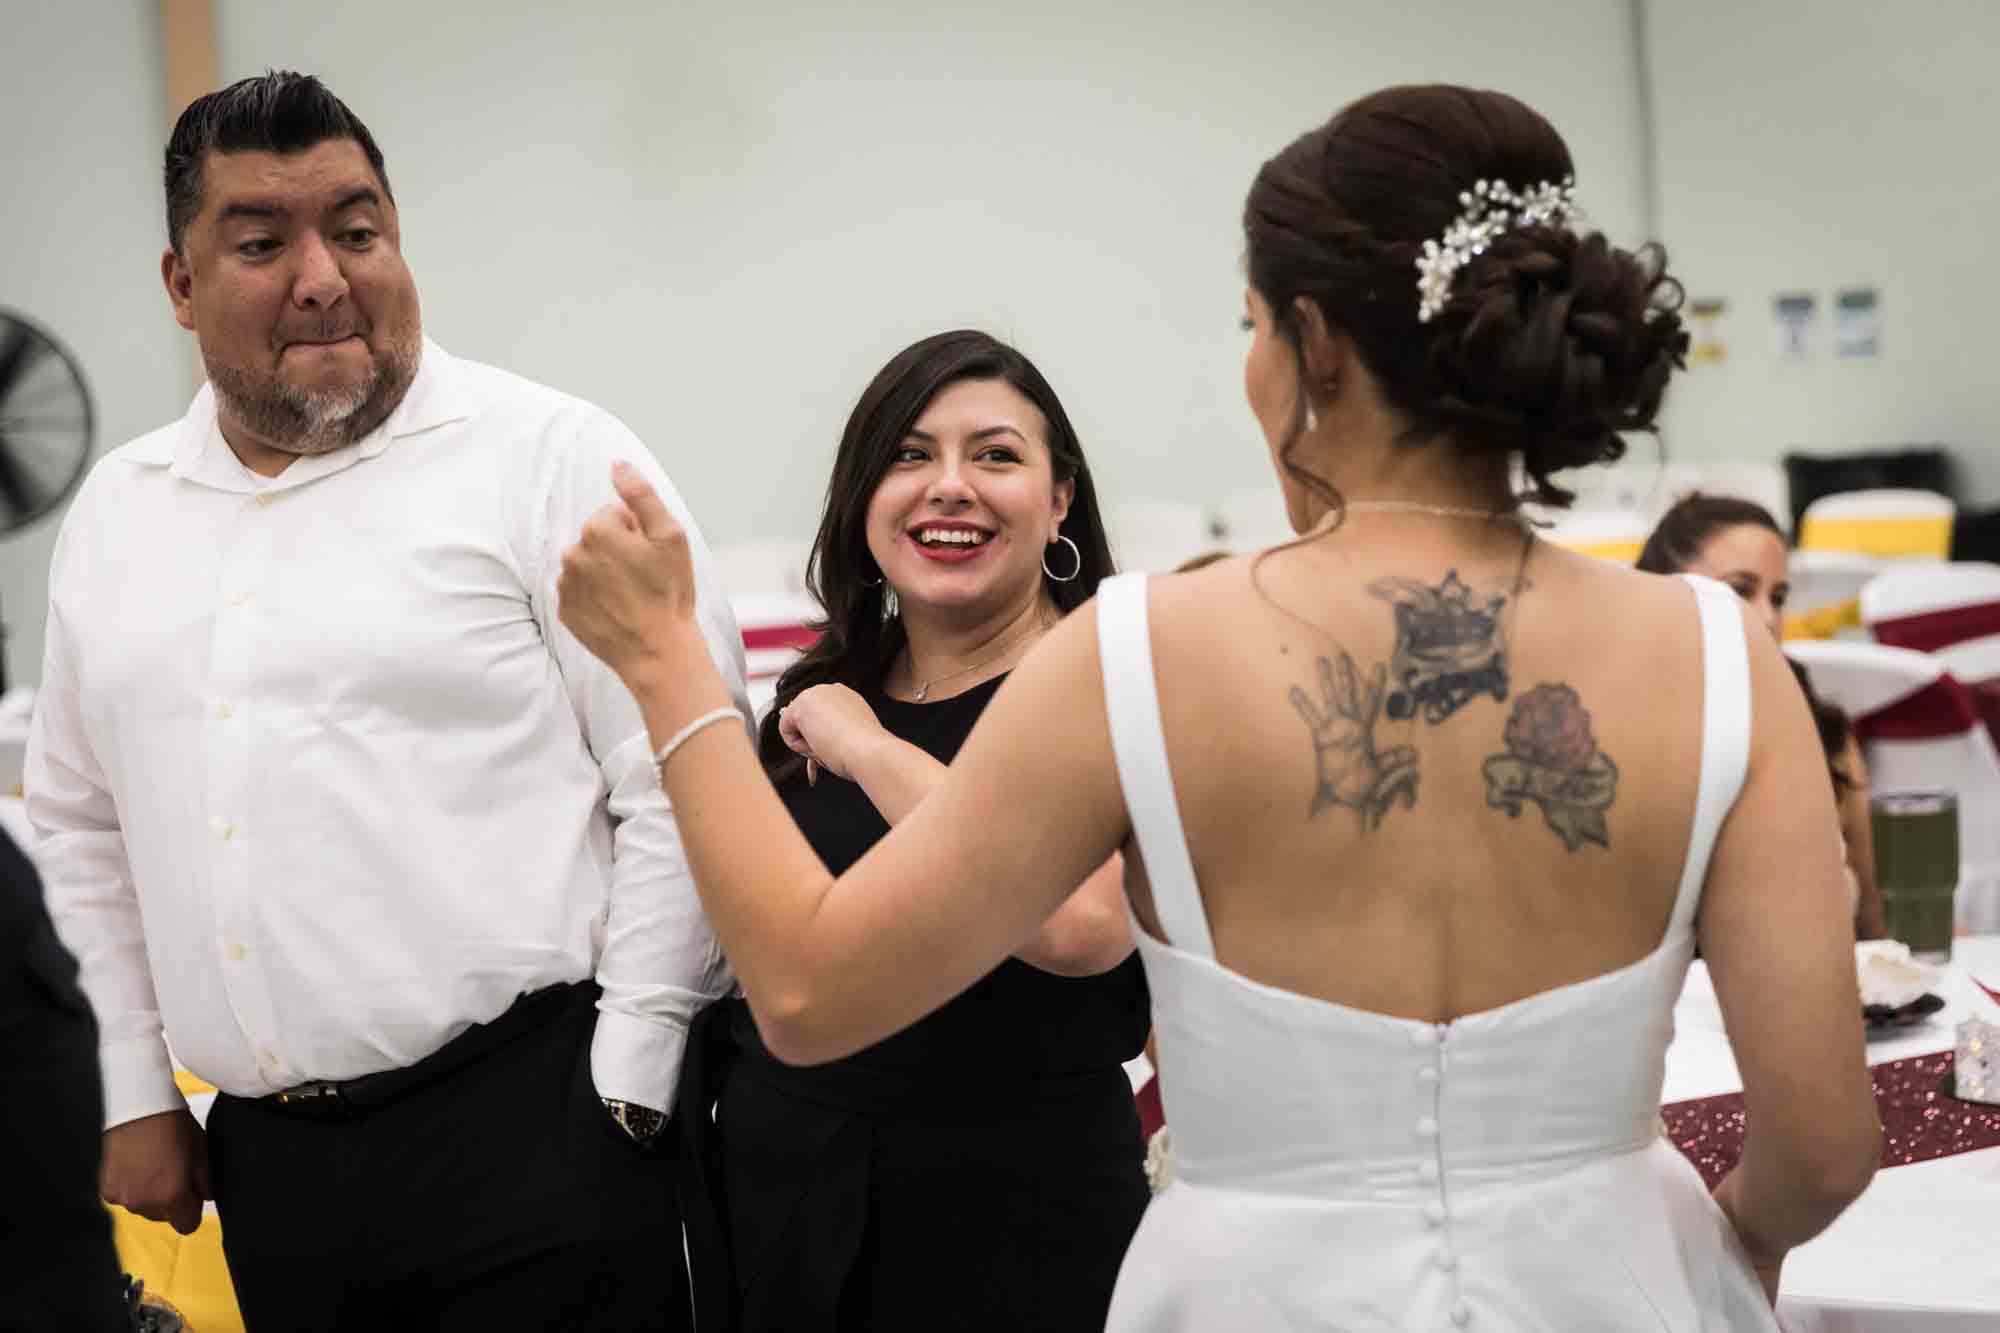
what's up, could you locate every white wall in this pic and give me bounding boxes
[0,1,186,689]
[1645,0,2000,508]
[1,0,1650,684]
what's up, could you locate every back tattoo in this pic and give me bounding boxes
[1288,560,1617,849]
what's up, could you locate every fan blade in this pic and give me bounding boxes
[0,320,44,399]
[0,426,38,517]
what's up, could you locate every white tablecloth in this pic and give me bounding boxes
[1664,937,2000,1330]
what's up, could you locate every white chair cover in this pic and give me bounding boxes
[1538,506,1651,564]
[1787,641,2000,931]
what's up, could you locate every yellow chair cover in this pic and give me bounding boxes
[1572,538,1642,564]
[1797,515,1951,559]
[1783,598,1864,642]
[112,1205,246,1333]
[110,1069,245,1331]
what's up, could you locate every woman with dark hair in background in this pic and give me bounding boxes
[1639,493,1888,938]
[567,87,1877,1328]
[688,330,1148,1331]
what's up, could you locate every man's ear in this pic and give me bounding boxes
[162,248,196,332]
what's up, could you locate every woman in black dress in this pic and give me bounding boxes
[683,330,1149,1331]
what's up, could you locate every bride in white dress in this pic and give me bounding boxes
[558,84,1879,1329]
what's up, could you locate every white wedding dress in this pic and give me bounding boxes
[1095,572,1777,1331]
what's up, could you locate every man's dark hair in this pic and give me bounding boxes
[164,70,392,256]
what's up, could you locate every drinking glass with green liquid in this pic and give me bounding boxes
[1872,791,1960,962]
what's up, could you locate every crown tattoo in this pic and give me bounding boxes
[1415,176,1579,324]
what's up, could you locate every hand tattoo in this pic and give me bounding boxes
[1291,652,1420,832]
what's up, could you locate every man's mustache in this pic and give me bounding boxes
[275,317,368,349]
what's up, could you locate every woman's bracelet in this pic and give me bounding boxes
[653,706,742,780]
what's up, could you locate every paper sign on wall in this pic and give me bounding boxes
[1774,293,1816,363]
[1836,288,1880,358]
[1689,298,1727,364]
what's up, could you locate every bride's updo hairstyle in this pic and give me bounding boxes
[1244,85,1690,508]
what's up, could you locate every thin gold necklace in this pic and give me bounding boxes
[1341,500,1529,524]
[903,616,1048,701]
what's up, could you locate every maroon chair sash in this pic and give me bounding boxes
[1854,672,1982,743]
[742,623,822,653]
[1874,600,2000,654]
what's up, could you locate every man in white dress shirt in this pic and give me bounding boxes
[25,71,747,1330]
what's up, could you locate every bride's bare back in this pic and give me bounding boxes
[1134,526,1717,1022]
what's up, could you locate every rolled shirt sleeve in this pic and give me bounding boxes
[532,406,750,1112]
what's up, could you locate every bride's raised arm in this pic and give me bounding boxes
[559,461,1132,1064]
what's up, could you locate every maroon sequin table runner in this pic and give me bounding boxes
[1663,1052,2000,1189]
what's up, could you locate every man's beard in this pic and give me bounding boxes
[206,330,422,458]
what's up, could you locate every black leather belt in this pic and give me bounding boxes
[259,980,592,1121]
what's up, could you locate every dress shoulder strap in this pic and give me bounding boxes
[1095,573,1215,959]
[1669,574,1754,936]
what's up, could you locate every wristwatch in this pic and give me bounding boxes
[601,1097,668,1143]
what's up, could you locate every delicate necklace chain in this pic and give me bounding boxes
[1342,499,1530,524]
[905,616,1048,701]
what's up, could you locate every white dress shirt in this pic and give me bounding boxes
[26,340,749,1128]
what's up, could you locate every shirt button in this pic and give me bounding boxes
[1435,1250,1458,1273]
[224,940,248,962]
[1416,1160,1439,1184]
[254,492,273,507]
[213,700,233,720]
[1416,1117,1440,1139]
[226,589,252,608]
[1422,1203,1446,1228]
[209,815,234,842]
[1417,1064,1440,1083]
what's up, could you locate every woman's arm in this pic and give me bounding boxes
[1698,601,1879,1291]
[785,688,1135,977]
[556,467,1134,1063]
[1012,857,1134,976]
[1836,735,1887,940]
[846,731,1132,974]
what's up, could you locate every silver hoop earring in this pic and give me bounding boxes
[1304,402,1320,433]
[1043,534,1083,583]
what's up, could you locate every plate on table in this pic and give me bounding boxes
[1856,940,1945,1033]
[1862,992,1946,1030]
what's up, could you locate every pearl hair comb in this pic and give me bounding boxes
[1415,176,1579,324]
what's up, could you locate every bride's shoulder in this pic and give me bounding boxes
[1530,541,1700,620]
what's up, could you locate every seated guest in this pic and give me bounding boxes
[694,330,1149,1332]
[1638,493,1887,937]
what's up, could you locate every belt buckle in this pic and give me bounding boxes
[274,1080,347,1114]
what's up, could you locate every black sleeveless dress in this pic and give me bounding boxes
[698,676,1151,1332]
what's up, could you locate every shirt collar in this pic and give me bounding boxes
[158,337,473,492]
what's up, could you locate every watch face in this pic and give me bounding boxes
[603,1097,664,1140]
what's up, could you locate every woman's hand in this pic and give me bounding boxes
[779,684,888,783]
[558,461,702,685]
[1713,1170,1788,1306]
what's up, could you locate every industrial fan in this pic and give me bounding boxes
[0,307,96,688]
